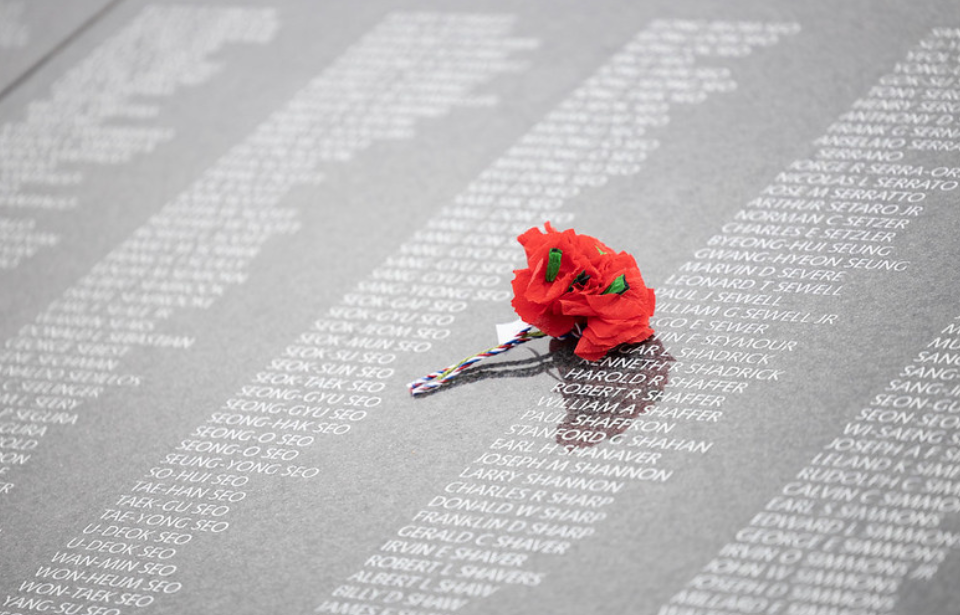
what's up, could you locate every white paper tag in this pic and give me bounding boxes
[495,318,531,345]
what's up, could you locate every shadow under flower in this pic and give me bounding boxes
[418,336,673,450]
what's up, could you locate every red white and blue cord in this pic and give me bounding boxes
[407,326,546,396]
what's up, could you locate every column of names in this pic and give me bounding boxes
[0,6,278,269]
[1,12,538,614]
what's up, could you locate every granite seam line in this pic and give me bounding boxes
[0,0,126,104]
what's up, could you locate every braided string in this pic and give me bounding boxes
[407,327,546,396]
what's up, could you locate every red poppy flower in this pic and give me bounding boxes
[510,222,655,361]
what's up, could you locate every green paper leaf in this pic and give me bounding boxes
[603,274,629,295]
[545,248,562,282]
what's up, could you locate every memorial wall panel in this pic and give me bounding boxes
[1,2,959,614]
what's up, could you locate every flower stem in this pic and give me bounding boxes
[408,327,547,396]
